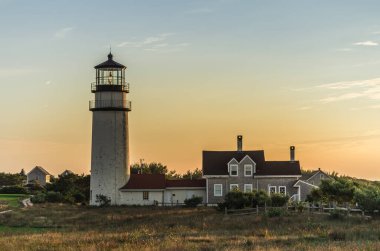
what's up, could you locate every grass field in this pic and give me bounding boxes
[0,204,379,250]
[0,194,28,209]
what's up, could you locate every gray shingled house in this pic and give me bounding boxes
[202,136,307,205]
[26,166,51,186]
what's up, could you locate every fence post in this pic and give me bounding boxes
[256,205,259,215]
[264,202,267,213]
[224,206,227,215]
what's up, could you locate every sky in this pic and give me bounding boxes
[1,0,380,179]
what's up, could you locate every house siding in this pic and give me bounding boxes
[119,191,163,205]
[164,189,206,205]
[297,182,315,201]
[255,177,299,197]
[306,171,329,187]
[27,169,49,186]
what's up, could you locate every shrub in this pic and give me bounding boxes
[266,208,285,218]
[224,191,249,209]
[30,193,46,203]
[252,190,270,207]
[329,209,347,220]
[95,194,111,207]
[184,196,203,207]
[216,202,227,211]
[45,191,63,203]
[270,194,289,207]
[0,186,27,194]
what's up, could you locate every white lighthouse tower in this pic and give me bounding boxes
[89,53,131,205]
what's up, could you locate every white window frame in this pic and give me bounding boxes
[229,164,238,176]
[279,186,286,195]
[244,184,253,193]
[244,164,253,176]
[214,184,223,197]
[269,186,276,195]
[320,174,324,179]
[230,184,239,191]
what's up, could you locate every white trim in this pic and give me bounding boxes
[244,184,253,193]
[279,186,286,195]
[229,164,238,176]
[305,170,331,182]
[255,175,302,178]
[120,189,165,192]
[227,158,238,173]
[203,175,229,178]
[230,184,239,191]
[227,158,238,166]
[268,186,276,194]
[214,184,223,197]
[293,179,319,188]
[244,164,253,177]
[165,187,205,190]
[239,155,256,165]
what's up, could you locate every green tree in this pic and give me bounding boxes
[182,168,203,179]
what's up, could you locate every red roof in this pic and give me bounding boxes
[166,179,205,188]
[120,174,166,190]
[120,174,206,190]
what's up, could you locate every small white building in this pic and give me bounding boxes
[119,174,206,206]
[27,166,51,186]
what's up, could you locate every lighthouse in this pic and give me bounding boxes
[89,53,131,205]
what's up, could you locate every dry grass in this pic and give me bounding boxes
[0,204,379,250]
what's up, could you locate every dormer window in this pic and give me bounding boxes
[230,164,238,176]
[244,164,253,176]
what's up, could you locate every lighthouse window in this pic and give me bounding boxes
[143,191,149,200]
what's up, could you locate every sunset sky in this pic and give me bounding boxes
[1,0,380,179]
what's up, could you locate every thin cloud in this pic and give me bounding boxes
[336,48,352,52]
[118,33,189,53]
[54,27,74,39]
[354,41,378,46]
[45,80,52,85]
[316,78,380,104]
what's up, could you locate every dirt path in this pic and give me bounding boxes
[0,197,33,214]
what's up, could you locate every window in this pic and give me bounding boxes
[244,184,253,193]
[279,186,286,195]
[214,184,223,196]
[230,184,239,191]
[244,165,253,176]
[269,186,276,195]
[320,174,324,179]
[143,191,149,200]
[230,164,238,176]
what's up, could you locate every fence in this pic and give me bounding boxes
[224,203,367,216]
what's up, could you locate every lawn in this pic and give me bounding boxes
[0,204,379,250]
[0,194,28,209]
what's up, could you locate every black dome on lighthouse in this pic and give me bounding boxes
[94,53,126,69]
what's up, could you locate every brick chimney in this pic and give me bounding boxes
[237,135,243,152]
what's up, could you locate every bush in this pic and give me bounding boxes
[30,193,46,203]
[224,191,250,209]
[266,208,285,218]
[95,194,111,207]
[252,190,270,207]
[270,194,289,207]
[0,186,27,194]
[45,191,63,203]
[184,196,203,207]
[329,209,347,220]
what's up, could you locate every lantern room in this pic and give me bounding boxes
[92,53,129,92]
